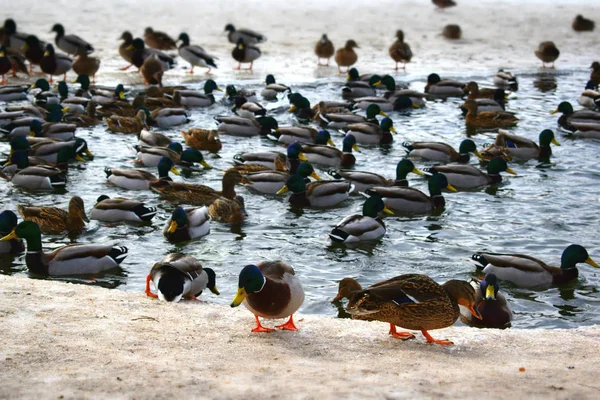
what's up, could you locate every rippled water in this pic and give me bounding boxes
[1,0,600,329]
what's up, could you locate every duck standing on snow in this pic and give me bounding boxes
[177,33,218,74]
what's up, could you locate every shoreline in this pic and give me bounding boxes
[1,275,599,399]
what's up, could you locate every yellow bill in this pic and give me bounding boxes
[119,91,126,100]
[373,81,382,87]
[585,257,599,268]
[0,230,18,242]
[412,103,420,109]
[446,184,457,192]
[505,167,517,175]
[288,104,297,112]
[379,111,388,117]
[200,160,211,169]
[276,185,289,195]
[210,286,220,295]
[230,287,246,307]
[167,220,178,233]
[383,206,394,215]
[84,149,94,158]
[327,139,336,147]
[550,109,559,115]
[390,126,397,134]
[485,285,496,300]
[551,138,560,146]
[216,87,223,92]
[75,154,87,162]
[473,150,483,159]
[298,152,308,161]
[170,167,181,175]
[412,167,423,176]
[352,143,360,152]
[311,171,321,181]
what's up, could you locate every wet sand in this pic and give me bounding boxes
[0,275,598,399]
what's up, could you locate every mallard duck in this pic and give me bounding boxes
[232,38,261,71]
[105,107,149,134]
[380,76,426,107]
[1,19,31,51]
[50,24,93,55]
[318,103,385,130]
[208,196,246,224]
[129,38,175,72]
[146,253,219,302]
[136,142,206,167]
[230,261,304,332]
[150,108,189,128]
[550,101,600,132]
[233,149,294,170]
[347,117,396,145]
[572,15,595,32]
[231,153,287,175]
[17,196,87,235]
[37,105,77,141]
[459,89,506,115]
[90,195,157,222]
[30,137,92,164]
[224,24,266,45]
[315,34,334,66]
[463,81,499,100]
[493,69,518,89]
[1,151,66,190]
[232,96,267,119]
[144,27,176,50]
[403,139,480,163]
[300,130,350,167]
[336,273,480,345]
[137,129,171,148]
[177,33,217,74]
[0,46,11,84]
[173,80,222,108]
[424,73,465,98]
[463,100,518,128]
[0,210,24,254]
[578,80,600,109]
[215,115,278,137]
[353,95,415,112]
[141,53,164,86]
[105,157,179,190]
[40,44,73,83]
[480,129,559,162]
[535,41,560,68]
[389,30,412,71]
[163,206,210,243]
[225,84,257,103]
[89,81,126,104]
[472,244,599,288]
[288,93,315,122]
[0,84,28,102]
[72,51,100,83]
[459,274,512,329]
[260,74,291,101]
[366,173,455,213]
[242,161,319,195]
[0,221,127,275]
[118,31,134,70]
[432,0,456,9]
[180,128,222,153]
[442,24,461,40]
[273,125,319,145]
[590,62,600,86]
[328,159,423,193]
[329,194,393,243]
[335,40,359,74]
[427,157,516,189]
[276,174,352,208]
[341,75,382,99]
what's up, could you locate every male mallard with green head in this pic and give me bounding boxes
[426,157,516,189]
[163,206,211,243]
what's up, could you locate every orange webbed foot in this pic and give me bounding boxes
[145,275,158,298]
[421,329,453,345]
[120,65,132,71]
[389,324,415,340]
[276,315,298,331]
[252,315,275,333]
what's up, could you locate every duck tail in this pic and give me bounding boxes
[329,228,349,243]
[206,58,218,69]
[104,167,112,178]
[134,205,158,222]
[327,168,342,179]
[108,245,128,264]
[232,154,245,164]
[401,142,414,152]
[471,254,489,268]
[50,175,67,187]
[0,124,13,135]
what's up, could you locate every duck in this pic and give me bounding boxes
[90,195,157,223]
[328,159,423,193]
[341,75,382,99]
[129,38,175,72]
[232,96,267,119]
[17,196,87,235]
[1,19,31,51]
[590,62,600,86]
[426,157,516,189]
[177,33,217,74]
[233,145,303,172]
[137,129,171,148]
[0,46,11,84]
[315,34,334,66]
[459,89,506,115]
[329,194,394,243]
[105,157,180,190]
[403,139,481,163]
[163,206,211,243]
[572,15,595,32]
[241,161,320,195]
[0,221,128,276]
[1,151,66,190]
[534,41,560,68]
[232,38,261,71]
[318,103,385,130]
[180,128,222,153]
[347,117,396,145]
[144,27,176,50]
[365,173,455,213]
[335,273,480,345]
[352,95,416,112]
[150,108,190,128]
[173,80,222,108]
[578,80,600,109]
[225,84,257,103]
[300,131,357,168]
[380,76,426,107]
[208,196,247,224]
[0,210,24,254]
[231,153,288,175]
[272,125,320,145]
[463,81,500,100]
[459,274,512,329]
[472,244,599,288]
[224,24,266,45]
[215,115,278,137]
[134,142,181,166]
[389,30,412,70]
[50,24,93,55]
[230,261,304,332]
[335,40,359,74]
[276,174,353,208]
[38,105,78,141]
[105,107,149,134]
[72,51,100,83]
[145,253,219,302]
[288,93,315,122]
[150,169,247,205]
[40,44,73,83]
[260,74,291,100]
[0,84,28,102]
[30,137,93,164]
[141,53,164,86]
[550,101,600,132]
[442,24,462,40]
[480,129,560,162]
[493,69,518,90]
[424,73,465,98]
[432,0,456,9]
[463,100,518,128]
[118,31,134,70]
[89,81,126,104]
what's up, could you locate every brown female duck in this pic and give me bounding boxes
[315,34,334,66]
[388,30,412,70]
[17,195,88,235]
[463,100,518,128]
[180,128,222,153]
[335,40,359,74]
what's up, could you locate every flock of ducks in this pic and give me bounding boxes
[0,6,599,343]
